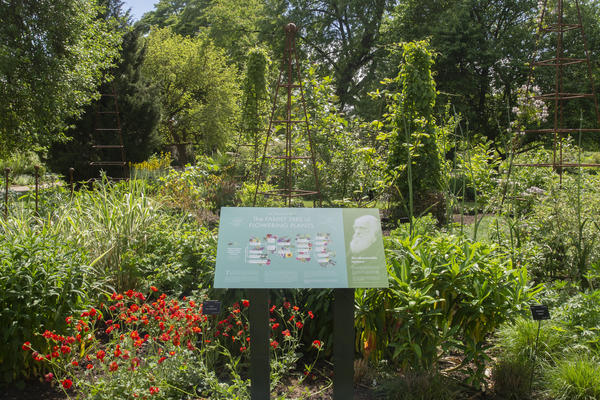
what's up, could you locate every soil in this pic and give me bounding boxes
[1,379,65,400]
[1,378,377,400]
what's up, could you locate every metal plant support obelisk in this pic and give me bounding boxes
[252,23,322,207]
[514,0,600,178]
[89,82,128,180]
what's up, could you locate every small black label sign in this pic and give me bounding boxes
[530,304,550,320]
[202,300,222,315]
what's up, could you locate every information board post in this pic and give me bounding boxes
[250,289,270,400]
[333,288,355,400]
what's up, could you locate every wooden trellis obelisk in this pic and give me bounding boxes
[252,23,322,207]
[515,0,600,177]
[89,82,128,180]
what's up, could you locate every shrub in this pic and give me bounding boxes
[122,217,217,296]
[158,156,237,220]
[0,229,102,383]
[355,230,537,385]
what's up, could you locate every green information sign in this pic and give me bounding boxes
[214,207,388,288]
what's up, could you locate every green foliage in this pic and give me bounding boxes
[158,156,237,218]
[141,27,240,162]
[303,68,383,204]
[236,47,270,178]
[46,25,162,182]
[491,358,533,400]
[23,290,323,399]
[374,40,453,221]
[509,172,600,285]
[545,355,600,400]
[456,139,502,207]
[122,218,217,296]
[356,229,535,385]
[283,0,393,112]
[493,284,600,398]
[0,0,123,156]
[235,181,281,207]
[386,0,538,141]
[0,151,46,177]
[374,371,462,400]
[552,289,600,352]
[203,0,268,67]
[0,224,101,383]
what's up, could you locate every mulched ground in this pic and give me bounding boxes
[1,380,376,400]
[1,379,65,400]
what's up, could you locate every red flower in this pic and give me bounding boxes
[21,341,31,351]
[282,329,291,337]
[240,346,247,352]
[86,364,94,370]
[271,323,280,330]
[312,340,323,349]
[270,305,276,313]
[308,311,314,319]
[150,286,158,292]
[296,321,304,329]
[283,301,290,309]
[241,299,250,307]
[66,316,73,324]
[270,340,279,349]
[149,386,160,395]
[293,306,299,311]
[62,379,73,389]
[71,360,79,366]
[109,361,118,371]
[96,350,106,361]
[158,356,167,364]
[44,372,54,382]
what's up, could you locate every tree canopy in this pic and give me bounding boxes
[141,27,240,162]
[0,0,123,156]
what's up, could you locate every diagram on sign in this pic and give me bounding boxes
[244,233,336,267]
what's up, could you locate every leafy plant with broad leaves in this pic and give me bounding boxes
[0,219,104,383]
[355,227,538,386]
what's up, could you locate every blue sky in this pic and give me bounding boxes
[122,0,156,21]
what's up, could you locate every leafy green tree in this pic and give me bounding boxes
[138,0,210,37]
[385,0,537,142]
[0,0,123,156]
[203,0,268,66]
[282,0,394,113]
[139,0,269,68]
[141,27,240,163]
[46,26,162,181]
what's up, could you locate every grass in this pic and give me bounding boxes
[545,355,600,400]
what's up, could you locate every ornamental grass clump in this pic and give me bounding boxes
[23,289,323,399]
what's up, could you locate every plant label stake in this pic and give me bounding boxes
[201,300,222,315]
[4,167,10,219]
[34,165,40,215]
[69,167,75,196]
[528,304,550,393]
